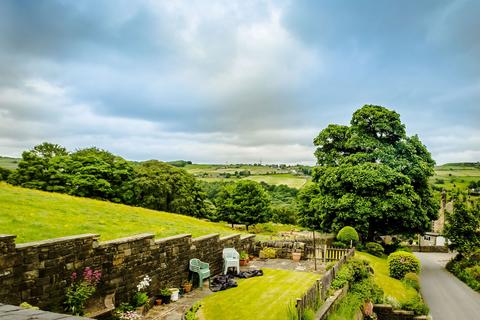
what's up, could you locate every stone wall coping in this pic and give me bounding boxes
[240,234,256,240]
[0,234,16,240]
[15,234,100,250]
[191,233,220,242]
[219,234,240,241]
[155,234,192,244]
[99,233,155,246]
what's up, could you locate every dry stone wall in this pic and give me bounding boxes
[0,233,255,313]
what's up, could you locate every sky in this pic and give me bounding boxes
[0,0,479,165]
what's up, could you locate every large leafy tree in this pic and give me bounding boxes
[216,180,271,230]
[299,105,438,240]
[444,201,480,256]
[126,160,208,218]
[8,142,68,190]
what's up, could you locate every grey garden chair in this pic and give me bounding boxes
[222,248,240,275]
[189,258,210,289]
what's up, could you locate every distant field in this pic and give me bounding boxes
[430,163,480,193]
[0,182,247,243]
[0,156,19,170]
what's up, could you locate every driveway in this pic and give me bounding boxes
[415,252,480,320]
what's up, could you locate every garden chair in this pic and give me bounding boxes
[222,248,240,275]
[189,258,211,289]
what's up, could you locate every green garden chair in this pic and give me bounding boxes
[189,258,211,289]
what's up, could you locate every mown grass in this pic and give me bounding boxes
[355,252,417,303]
[0,182,250,243]
[199,268,319,320]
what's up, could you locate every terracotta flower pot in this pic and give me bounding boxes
[182,283,192,293]
[240,259,249,266]
[155,298,162,305]
[292,252,301,262]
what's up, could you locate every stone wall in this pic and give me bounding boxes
[405,245,448,253]
[374,304,428,320]
[254,240,306,259]
[0,233,255,312]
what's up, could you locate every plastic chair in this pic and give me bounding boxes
[189,258,211,289]
[222,248,240,275]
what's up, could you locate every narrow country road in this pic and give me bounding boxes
[415,252,480,319]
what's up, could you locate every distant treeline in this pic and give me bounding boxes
[1,143,300,225]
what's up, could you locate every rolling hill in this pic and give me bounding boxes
[0,182,247,244]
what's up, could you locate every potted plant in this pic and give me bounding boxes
[240,251,249,266]
[182,280,193,293]
[292,251,302,262]
[159,288,172,304]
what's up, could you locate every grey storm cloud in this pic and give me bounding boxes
[0,0,478,164]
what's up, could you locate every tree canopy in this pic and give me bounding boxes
[216,180,271,230]
[298,105,438,240]
[444,201,480,256]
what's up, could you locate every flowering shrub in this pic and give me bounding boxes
[132,275,152,307]
[119,310,142,320]
[65,267,102,315]
[387,251,420,279]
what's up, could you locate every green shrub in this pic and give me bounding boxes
[466,265,480,281]
[401,295,429,315]
[331,265,354,290]
[302,308,315,320]
[184,302,201,320]
[259,247,277,259]
[326,261,336,271]
[336,226,359,245]
[350,278,384,303]
[403,272,420,291]
[387,251,420,279]
[332,241,348,248]
[348,259,370,282]
[366,242,384,257]
[395,246,412,253]
[131,292,148,307]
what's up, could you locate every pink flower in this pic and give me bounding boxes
[71,272,77,282]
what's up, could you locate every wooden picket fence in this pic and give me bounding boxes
[305,244,351,262]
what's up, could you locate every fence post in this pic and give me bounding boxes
[323,244,327,264]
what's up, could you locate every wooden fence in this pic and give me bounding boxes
[305,245,351,262]
[295,247,355,319]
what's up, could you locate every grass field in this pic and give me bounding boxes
[0,156,19,170]
[199,268,319,320]
[355,252,417,303]
[430,163,480,193]
[0,182,251,243]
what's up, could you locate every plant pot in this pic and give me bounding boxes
[160,295,171,304]
[249,255,255,261]
[240,259,249,266]
[363,300,373,316]
[155,298,162,305]
[182,283,192,293]
[292,252,301,262]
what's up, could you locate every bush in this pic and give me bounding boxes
[350,278,384,303]
[331,265,354,290]
[387,251,420,279]
[366,242,384,257]
[401,295,429,315]
[403,272,420,291]
[332,241,348,248]
[131,292,148,307]
[348,259,370,282]
[326,261,336,271]
[184,302,201,320]
[336,226,359,245]
[259,247,276,259]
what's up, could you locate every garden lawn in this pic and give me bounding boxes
[0,182,245,243]
[355,252,417,303]
[199,268,319,320]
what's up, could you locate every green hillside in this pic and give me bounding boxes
[430,162,480,193]
[0,156,19,170]
[0,182,246,244]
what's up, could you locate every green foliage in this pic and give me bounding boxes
[332,241,348,248]
[302,308,315,320]
[259,247,277,259]
[19,302,39,310]
[403,272,420,291]
[271,205,298,225]
[326,261,336,271]
[400,295,429,315]
[300,105,438,240]
[0,167,11,181]
[126,160,208,218]
[240,251,249,260]
[216,180,271,230]
[444,201,480,255]
[446,254,480,292]
[366,242,384,257]
[184,302,201,320]
[131,292,148,307]
[65,269,101,316]
[7,143,209,219]
[336,226,359,244]
[331,258,371,290]
[159,288,171,296]
[387,251,420,279]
